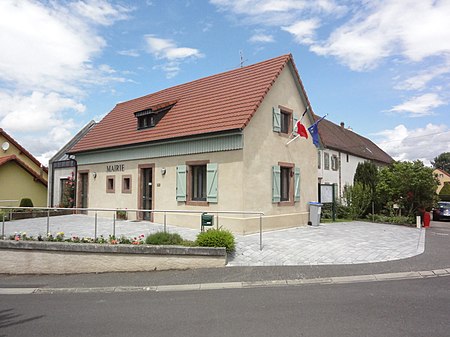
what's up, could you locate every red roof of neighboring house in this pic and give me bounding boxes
[0,155,47,186]
[0,128,48,172]
[315,116,393,164]
[71,54,308,153]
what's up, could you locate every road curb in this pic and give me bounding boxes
[1,268,449,295]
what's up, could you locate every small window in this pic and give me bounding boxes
[324,152,330,170]
[346,153,349,163]
[280,166,292,202]
[331,155,339,171]
[191,164,207,201]
[137,115,155,129]
[106,176,115,193]
[280,111,291,134]
[318,150,321,169]
[122,175,132,194]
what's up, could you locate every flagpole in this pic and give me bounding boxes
[286,134,300,146]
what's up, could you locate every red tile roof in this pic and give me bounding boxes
[0,155,47,186]
[315,116,393,164]
[71,54,297,153]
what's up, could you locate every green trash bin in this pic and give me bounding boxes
[201,213,214,231]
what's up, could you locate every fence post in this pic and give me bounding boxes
[259,214,263,251]
[95,211,98,240]
[46,209,50,235]
[164,212,167,233]
[2,214,4,239]
[113,213,116,238]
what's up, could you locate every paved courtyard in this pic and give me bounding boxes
[1,214,425,266]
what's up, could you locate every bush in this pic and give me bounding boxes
[145,232,183,245]
[19,198,33,207]
[196,228,235,253]
[367,214,414,225]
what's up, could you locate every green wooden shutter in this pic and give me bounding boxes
[293,115,298,136]
[206,163,218,203]
[294,167,301,202]
[176,165,187,201]
[272,165,281,203]
[273,107,281,132]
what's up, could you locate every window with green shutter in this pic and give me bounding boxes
[272,165,281,203]
[273,107,281,132]
[294,167,300,202]
[176,165,187,201]
[273,163,299,204]
[177,162,218,204]
[206,163,218,203]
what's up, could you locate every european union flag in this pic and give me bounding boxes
[307,115,327,148]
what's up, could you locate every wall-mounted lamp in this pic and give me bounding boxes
[93,172,97,179]
[161,168,166,175]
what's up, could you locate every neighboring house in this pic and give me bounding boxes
[316,119,393,200]
[47,121,96,207]
[0,128,48,206]
[434,168,450,194]
[68,54,320,234]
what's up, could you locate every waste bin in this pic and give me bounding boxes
[201,212,214,231]
[308,202,323,227]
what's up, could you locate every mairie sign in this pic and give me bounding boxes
[106,164,125,172]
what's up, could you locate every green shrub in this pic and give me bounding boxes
[196,228,235,253]
[19,198,33,207]
[145,231,183,245]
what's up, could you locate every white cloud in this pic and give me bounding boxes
[395,63,450,91]
[375,124,450,165]
[310,1,450,71]
[145,36,203,61]
[282,19,320,45]
[249,33,274,43]
[145,35,203,78]
[389,93,445,117]
[70,0,131,25]
[0,0,131,161]
[0,91,83,132]
[117,49,140,57]
[210,0,345,26]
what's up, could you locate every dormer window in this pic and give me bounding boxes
[136,111,155,130]
[134,100,177,130]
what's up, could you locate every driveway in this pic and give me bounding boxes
[1,215,424,266]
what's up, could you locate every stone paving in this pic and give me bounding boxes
[1,215,425,266]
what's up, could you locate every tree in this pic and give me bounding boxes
[342,182,372,220]
[432,152,450,173]
[354,161,378,192]
[354,161,378,214]
[376,160,438,217]
[439,182,450,201]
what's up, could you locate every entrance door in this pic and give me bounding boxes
[79,172,88,214]
[141,168,153,220]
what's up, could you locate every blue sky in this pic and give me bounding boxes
[1,0,449,165]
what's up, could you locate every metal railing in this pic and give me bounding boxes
[0,206,265,250]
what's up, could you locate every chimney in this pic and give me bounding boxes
[340,122,345,129]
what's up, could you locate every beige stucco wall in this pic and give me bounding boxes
[77,150,245,230]
[0,161,48,207]
[242,65,318,230]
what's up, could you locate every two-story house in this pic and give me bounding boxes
[317,118,393,200]
[68,54,320,234]
[0,128,48,206]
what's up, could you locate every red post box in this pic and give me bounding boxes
[423,211,431,228]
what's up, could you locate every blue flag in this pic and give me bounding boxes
[307,115,327,148]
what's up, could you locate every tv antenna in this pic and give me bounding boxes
[239,50,247,68]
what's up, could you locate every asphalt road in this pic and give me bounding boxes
[1,277,449,337]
